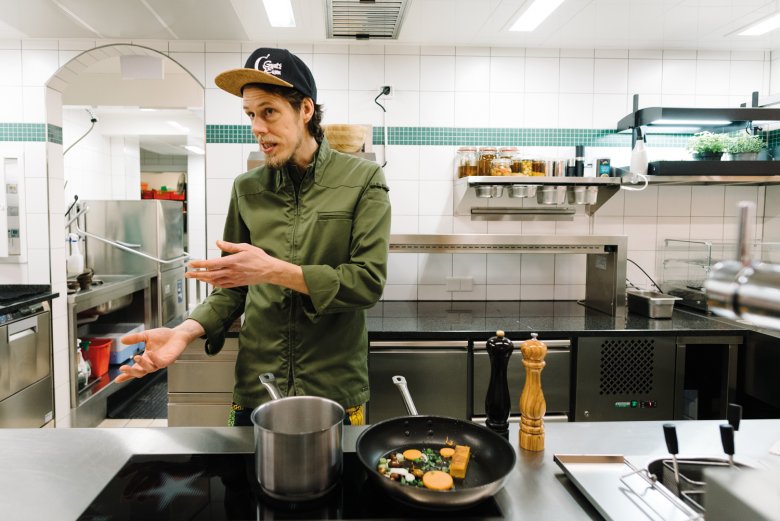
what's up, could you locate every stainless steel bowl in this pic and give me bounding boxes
[566,185,599,205]
[509,185,538,198]
[537,185,566,205]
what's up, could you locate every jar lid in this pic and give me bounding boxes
[479,147,497,152]
[457,146,477,152]
[499,147,518,152]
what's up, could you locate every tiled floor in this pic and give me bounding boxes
[97,418,168,428]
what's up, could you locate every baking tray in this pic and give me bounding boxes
[554,454,701,521]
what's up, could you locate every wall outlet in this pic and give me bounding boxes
[445,276,474,292]
[380,85,393,99]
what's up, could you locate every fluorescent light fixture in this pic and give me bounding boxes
[738,12,780,36]
[167,121,190,133]
[652,119,732,126]
[510,0,564,32]
[263,0,296,28]
[183,145,205,155]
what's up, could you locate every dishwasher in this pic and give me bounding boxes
[367,340,469,423]
[472,338,571,422]
[0,302,53,428]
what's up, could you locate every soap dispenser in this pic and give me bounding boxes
[66,233,84,277]
[630,126,648,176]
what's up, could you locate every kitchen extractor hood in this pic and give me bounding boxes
[326,0,410,40]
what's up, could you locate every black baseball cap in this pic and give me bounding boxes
[215,47,317,102]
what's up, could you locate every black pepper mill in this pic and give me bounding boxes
[485,330,514,438]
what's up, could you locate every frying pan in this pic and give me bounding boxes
[355,376,516,510]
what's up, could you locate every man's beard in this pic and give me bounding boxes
[262,133,303,169]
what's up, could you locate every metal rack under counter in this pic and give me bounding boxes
[67,272,154,426]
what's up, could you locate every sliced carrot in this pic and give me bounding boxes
[439,447,456,458]
[422,470,454,491]
[402,449,423,461]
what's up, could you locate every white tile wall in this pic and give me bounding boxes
[1,41,779,425]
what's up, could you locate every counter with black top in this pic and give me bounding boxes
[0,284,58,320]
[366,300,747,340]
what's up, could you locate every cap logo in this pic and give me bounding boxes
[254,54,283,76]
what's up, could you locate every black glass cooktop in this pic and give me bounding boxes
[77,452,503,520]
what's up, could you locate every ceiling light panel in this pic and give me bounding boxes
[510,0,565,32]
[738,11,780,36]
[263,0,296,27]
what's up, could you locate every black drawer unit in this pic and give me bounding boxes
[575,336,676,421]
[367,340,469,423]
[472,338,571,419]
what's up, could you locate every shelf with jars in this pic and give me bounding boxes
[454,175,622,219]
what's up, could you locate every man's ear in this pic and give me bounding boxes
[301,97,315,124]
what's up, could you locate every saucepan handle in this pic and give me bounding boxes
[259,373,284,400]
[392,375,419,416]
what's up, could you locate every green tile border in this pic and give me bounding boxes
[0,123,46,142]
[0,123,62,144]
[205,125,693,147]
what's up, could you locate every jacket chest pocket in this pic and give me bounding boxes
[313,211,353,264]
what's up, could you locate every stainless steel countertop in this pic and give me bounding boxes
[1,420,779,520]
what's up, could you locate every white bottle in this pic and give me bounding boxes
[630,127,648,176]
[66,233,85,277]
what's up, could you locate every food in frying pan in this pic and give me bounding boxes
[449,445,471,479]
[376,443,471,490]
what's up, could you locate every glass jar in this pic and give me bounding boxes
[478,147,497,176]
[498,147,518,160]
[510,154,525,174]
[455,146,478,178]
[490,157,512,176]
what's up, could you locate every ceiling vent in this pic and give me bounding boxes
[326,0,410,40]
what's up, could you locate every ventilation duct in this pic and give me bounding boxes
[326,0,410,40]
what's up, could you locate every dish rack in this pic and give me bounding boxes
[660,239,780,311]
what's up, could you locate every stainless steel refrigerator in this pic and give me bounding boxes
[80,200,187,328]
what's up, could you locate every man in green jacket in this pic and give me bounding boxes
[117,47,391,427]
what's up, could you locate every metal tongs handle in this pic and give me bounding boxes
[663,423,680,486]
[392,375,419,416]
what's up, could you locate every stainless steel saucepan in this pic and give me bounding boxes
[251,373,345,501]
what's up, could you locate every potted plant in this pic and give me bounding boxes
[725,132,765,160]
[686,131,728,160]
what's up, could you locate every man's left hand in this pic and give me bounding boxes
[186,240,308,294]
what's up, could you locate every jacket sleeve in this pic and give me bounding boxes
[187,183,248,354]
[300,167,391,318]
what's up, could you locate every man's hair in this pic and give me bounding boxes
[243,83,324,143]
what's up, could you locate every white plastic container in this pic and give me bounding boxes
[77,323,144,364]
[66,233,84,277]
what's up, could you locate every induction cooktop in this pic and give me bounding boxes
[77,452,503,520]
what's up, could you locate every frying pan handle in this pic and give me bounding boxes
[259,373,284,400]
[392,375,419,416]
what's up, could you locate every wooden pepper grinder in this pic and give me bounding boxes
[520,332,547,451]
[485,330,514,438]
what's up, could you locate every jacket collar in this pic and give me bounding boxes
[272,137,333,192]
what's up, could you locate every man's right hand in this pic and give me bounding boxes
[115,319,204,383]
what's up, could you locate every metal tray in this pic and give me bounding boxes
[554,454,701,521]
[627,289,682,318]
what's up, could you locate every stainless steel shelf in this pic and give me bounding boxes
[389,234,626,254]
[458,176,621,186]
[645,175,780,185]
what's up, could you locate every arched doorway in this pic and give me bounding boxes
[44,44,205,426]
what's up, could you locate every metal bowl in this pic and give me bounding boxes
[509,185,538,198]
[475,185,504,198]
[536,186,566,205]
